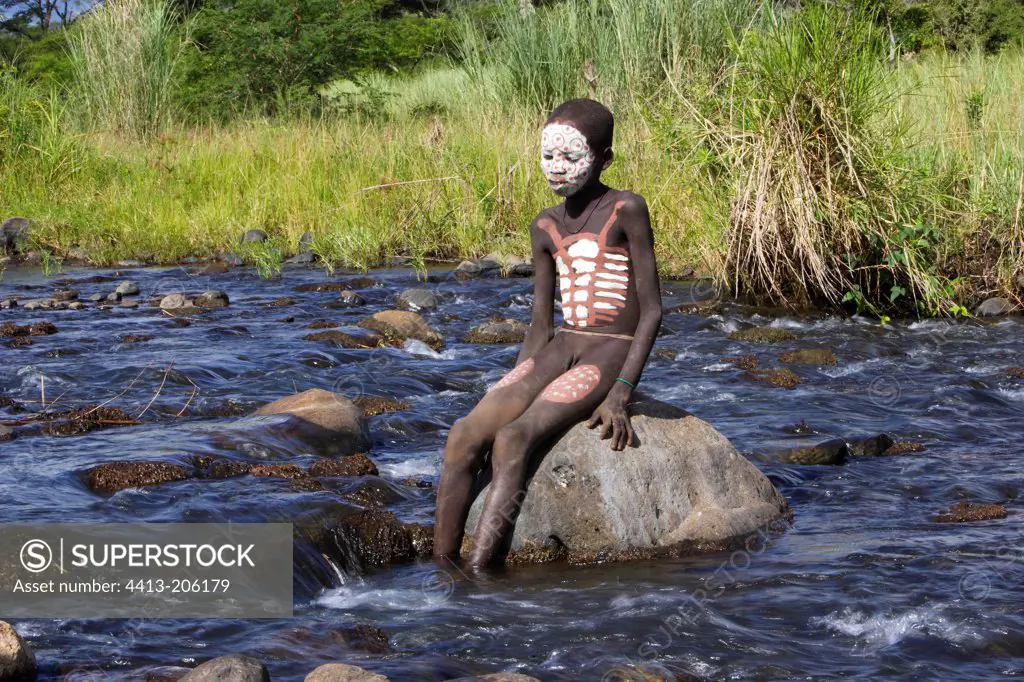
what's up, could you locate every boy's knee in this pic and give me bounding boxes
[491,422,532,470]
[443,418,488,467]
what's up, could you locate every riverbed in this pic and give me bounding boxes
[1,263,1022,681]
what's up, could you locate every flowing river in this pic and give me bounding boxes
[1,263,1022,681]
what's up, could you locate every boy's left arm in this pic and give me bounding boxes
[586,195,663,450]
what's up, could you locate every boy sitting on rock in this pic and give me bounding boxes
[434,98,663,568]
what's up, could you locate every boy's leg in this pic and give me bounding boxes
[465,337,631,567]
[433,333,574,558]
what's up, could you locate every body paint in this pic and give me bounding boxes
[487,357,535,393]
[540,123,596,197]
[539,364,602,403]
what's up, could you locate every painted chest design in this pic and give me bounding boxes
[538,201,631,328]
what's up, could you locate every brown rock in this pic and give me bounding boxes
[7,336,31,348]
[296,282,349,293]
[307,319,338,330]
[1008,367,1024,379]
[308,454,378,477]
[251,464,307,479]
[357,310,444,351]
[304,664,388,682]
[85,461,190,493]
[343,479,404,507]
[304,330,381,349]
[331,624,390,654]
[780,349,837,365]
[121,334,152,344]
[654,348,677,361]
[253,389,371,456]
[207,460,253,479]
[934,501,1008,523]
[0,322,29,337]
[42,406,137,436]
[749,368,801,389]
[180,654,268,682]
[264,296,296,307]
[463,318,528,344]
[723,355,759,371]
[728,327,798,343]
[884,441,926,455]
[781,439,848,465]
[346,277,378,289]
[0,620,37,682]
[352,396,409,417]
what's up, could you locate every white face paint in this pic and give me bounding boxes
[540,123,597,197]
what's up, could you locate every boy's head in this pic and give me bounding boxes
[540,98,614,197]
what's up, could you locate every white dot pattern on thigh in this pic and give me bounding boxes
[539,364,602,404]
[487,357,534,393]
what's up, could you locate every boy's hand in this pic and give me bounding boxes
[586,394,634,451]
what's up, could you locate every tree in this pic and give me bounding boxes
[1,0,93,37]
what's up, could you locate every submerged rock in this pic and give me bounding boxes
[251,463,307,479]
[780,349,837,365]
[332,624,391,654]
[85,461,190,494]
[181,653,269,682]
[253,389,371,456]
[305,664,389,682]
[848,434,895,457]
[934,501,1008,523]
[1007,367,1024,380]
[974,297,1015,317]
[464,397,790,565]
[296,281,349,293]
[304,330,381,349]
[884,441,926,455]
[313,509,432,571]
[749,367,801,389]
[0,620,36,681]
[781,439,848,465]
[728,326,798,343]
[115,280,139,296]
[449,675,542,682]
[0,426,15,442]
[335,290,365,307]
[358,310,444,351]
[463,318,528,344]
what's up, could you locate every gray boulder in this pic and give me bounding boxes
[115,280,140,296]
[305,664,389,681]
[464,397,790,564]
[975,297,1015,317]
[181,654,269,682]
[160,294,189,310]
[196,290,230,308]
[1,218,32,256]
[240,229,269,244]
[287,251,317,264]
[396,287,438,311]
[0,620,36,681]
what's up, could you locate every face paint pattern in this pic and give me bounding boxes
[539,364,602,403]
[487,358,535,393]
[541,123,597,197]
[539,201,631,328]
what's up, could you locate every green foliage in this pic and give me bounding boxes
[178,0,451,118]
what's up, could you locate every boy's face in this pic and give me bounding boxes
[540,122,598,197]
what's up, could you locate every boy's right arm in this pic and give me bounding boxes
[515,217,555,365]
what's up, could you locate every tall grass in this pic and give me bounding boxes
[67,0,187,138]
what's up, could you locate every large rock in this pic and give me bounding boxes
[305,664,389,682]
[0,621,36,681]
[974,297,1015,317]
[181,654,269,682]
[358,311,444,351]
[463,397,789,564]
[1,218,32,256]
[253,389,371,456]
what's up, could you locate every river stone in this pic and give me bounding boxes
[253,389,371,456]
[450,671,544,675]
[305,664,389,682]
[181,654,269,682]
[240,229,269,245]
[396,287,438,311]
[779,349,837,365]
[974,297,1015,316]
[463,397,790,564]
[728,326,798,343]
[160,294,188,310]
[85,461,190,494]
[463,318,528,344]
[196,290,230,308]
[0,621,36,681]
[358,311,444,351]
[781,438,848,465]
[848,433,895,457]
[287,251,317,264]
[0,426,15,442]
[1,217,31,256]
[308,454,378,477]
[115,280,139,296]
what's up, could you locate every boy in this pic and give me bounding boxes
[433,98,663,568]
